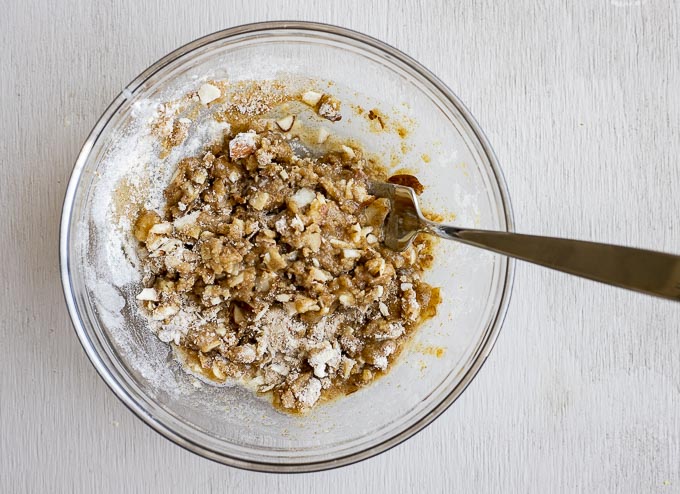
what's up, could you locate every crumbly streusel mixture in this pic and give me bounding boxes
[133,83,440,412]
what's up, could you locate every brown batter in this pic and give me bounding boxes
[133,88,440,412]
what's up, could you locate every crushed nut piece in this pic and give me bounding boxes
[341,145,355,159]
[197,83,221,105]
[317,127,330,144]
[317,94,342,121]
[275,115,295,131]
[301,90,323,106]
[248,191,270,211]
[229,131,258,160]
[290,188,316,209]
[136,287,159,301]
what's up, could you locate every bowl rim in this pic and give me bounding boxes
[60,20,515,473]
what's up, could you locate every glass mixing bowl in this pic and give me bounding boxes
[60,21,514,472]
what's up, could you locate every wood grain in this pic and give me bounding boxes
[2,0,680,492]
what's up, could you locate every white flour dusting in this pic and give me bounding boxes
[82,94,231,393]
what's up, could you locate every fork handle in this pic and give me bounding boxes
[427,223,680,301]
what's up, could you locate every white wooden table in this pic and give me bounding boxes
[3,1,680,492]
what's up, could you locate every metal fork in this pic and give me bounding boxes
[369,181,680,301]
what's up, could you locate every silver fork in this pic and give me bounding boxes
[369,181,680,301]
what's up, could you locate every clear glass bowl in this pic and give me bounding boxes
[60,21,514,472]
